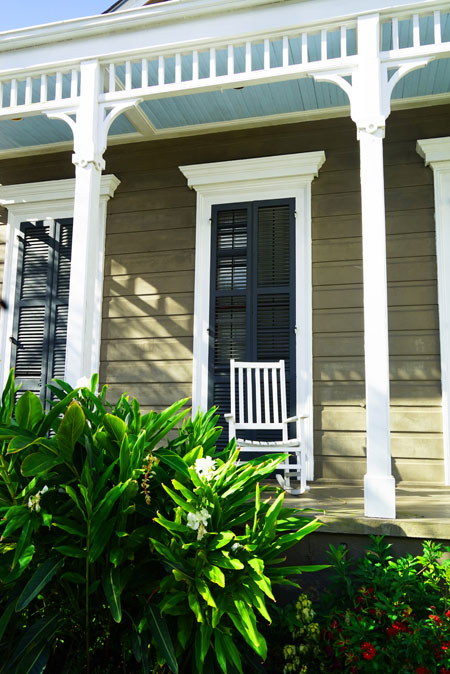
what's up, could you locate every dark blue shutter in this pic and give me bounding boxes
[209,200,295,447]
[11,218,73,406]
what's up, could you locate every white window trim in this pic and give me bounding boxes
[179,152,325,480]
[417,137,450,486]
[0,175,120,391]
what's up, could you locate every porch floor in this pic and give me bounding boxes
[283,482,450,540]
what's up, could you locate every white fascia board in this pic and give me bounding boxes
[0,0,442,75]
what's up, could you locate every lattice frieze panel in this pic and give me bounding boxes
[99,24,358,101]
[381,9,450,59]
[0,68,80,116]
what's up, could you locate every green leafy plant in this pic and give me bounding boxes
[0,371,324,673]
[0,371,188,673]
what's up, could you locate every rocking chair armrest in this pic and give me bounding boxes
[284,414,309,423]
[224,413,235,424]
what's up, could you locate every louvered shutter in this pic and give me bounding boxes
[209,200,295,448]
[11,218,73,406]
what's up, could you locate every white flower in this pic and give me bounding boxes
[194,456,217,480]
[186,508,211,540]
[231,542,243,552]
[75,376,91,389]
[27,485,48,513]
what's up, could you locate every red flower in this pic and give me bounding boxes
[430,614,443,624]
[446,610,450,619]
[387,620,409,638]
[361,642,376,661]
[416,668,431,674]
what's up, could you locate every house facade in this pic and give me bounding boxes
[0,0,449,519]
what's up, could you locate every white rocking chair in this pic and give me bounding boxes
[224,359,307,495]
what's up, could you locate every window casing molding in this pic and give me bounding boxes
[0,175,120,391]
[417,137,450,486]
[179,152,326,480]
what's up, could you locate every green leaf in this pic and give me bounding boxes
[195,578,217,608]
[162,485,197,513]
[16,557,64,611]
[21,452,63,477]
[209,552,243,571]
[37,389,80,436]
[119,434,130,482]
[12,520,33,572]
[52,517,85,537]
[102,566,122,623]
[230,602,267,660]
[177,614,193,650]
[61,571,85,584]
[0,599,16,642]
[208,531,235,550]
[15,392,43,431]
[187,591,203,623]
[57,401,85,461]
[154,512,190,535]
[7,435,39,454]
[103,413,128,444]
[216,632,243,674]
[5,613,60,674]
[53,545,86,558]
[146,604,178,673]
[203,565,225,588]
[89,517,116,563]
[156,449,190,477]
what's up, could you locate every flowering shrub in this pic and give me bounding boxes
[319,536,450,673]
[0,371,324,674]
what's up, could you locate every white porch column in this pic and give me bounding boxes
[417,138,450,486]
[353,15,395,518]
[66,60,106,385]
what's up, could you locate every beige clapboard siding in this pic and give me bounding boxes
[0,106,446,481]
[103,270,195,297]
[102,293,194,318]
[100,336,193,362]
[106,206,195,235]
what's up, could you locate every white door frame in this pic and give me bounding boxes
[0,175,120,391]
[179,151,325,480]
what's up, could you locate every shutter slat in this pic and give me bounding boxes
[257,205,290,287]
[20,224,50,299]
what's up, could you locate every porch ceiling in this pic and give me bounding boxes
[0,1,449,156]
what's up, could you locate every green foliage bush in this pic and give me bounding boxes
[283,536,450,674]
[0,371,323,674]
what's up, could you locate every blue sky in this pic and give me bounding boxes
[1,1,110,31]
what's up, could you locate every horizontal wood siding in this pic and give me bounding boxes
[0,105,449,482]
